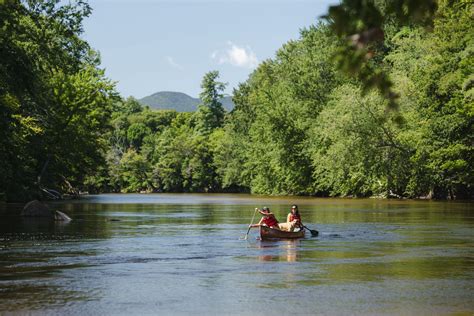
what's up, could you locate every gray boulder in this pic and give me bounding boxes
[54,210,72,222]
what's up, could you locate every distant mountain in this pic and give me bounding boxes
[139,91,234,112]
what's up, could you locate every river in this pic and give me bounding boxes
[0,194,473,315]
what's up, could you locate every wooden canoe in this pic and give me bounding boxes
[260,225,305,240]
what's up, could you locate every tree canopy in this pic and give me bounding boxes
[0,0,117,201]
[1,0,471,201]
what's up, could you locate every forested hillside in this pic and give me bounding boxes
[1,0,472,201]
[140,91,199,112]
[139,91,234,112]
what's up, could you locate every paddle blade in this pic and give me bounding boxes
[302,225,319,237]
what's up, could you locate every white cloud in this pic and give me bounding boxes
[165,56,183,70]
[211,42,258,69]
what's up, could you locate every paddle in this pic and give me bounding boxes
[242,208,259,240]
[301,224,319,237]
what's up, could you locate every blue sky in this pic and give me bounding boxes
[83,0,339,98]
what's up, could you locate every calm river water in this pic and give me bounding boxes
[0,194,473,315]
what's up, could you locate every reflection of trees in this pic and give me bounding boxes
[317,255,474,285]
[207,199,473,227]
[288,200,474,225]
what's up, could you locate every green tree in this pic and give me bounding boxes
[149,112,219,193]
[194,71,227,134]
[309,85,411,197]
[119,97,143,115]
[127,122,151,149]
[118,149,153,193]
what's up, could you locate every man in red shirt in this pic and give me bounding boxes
[249,207,281,229]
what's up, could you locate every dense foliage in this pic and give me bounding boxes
[0,1,117,201]
[216,1,472,198]
[1,0,472,201]
[324,0,439,109]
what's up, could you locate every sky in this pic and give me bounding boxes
[82,0,339,99]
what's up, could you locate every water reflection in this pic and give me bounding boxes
[257,240,299,262]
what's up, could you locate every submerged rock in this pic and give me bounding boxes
[22,200,71,221]
[22,200,53,217]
